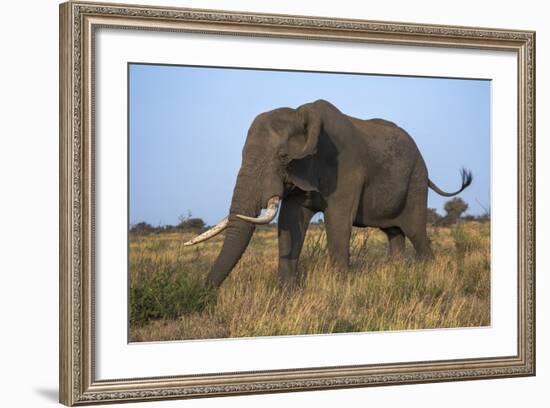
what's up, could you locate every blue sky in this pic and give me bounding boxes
[129,64,490,226]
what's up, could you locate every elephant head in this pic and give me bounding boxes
[185,101,332,287]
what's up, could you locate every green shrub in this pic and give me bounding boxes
[130,266,216,326]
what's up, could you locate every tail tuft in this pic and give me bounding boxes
[460,167,473,190]
[429,167,473,197]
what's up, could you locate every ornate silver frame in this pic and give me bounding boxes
[59,1,535,405]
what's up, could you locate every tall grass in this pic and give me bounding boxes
[129,222,490,342]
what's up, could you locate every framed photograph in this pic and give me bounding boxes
[59,1,535,405]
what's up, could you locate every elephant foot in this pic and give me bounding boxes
[415,250,434,261]
[277,259,305,289]
[277,279,300,294]
[329,259,350,275]
[277,271,304,291]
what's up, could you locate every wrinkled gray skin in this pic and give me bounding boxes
[206,99,472,287]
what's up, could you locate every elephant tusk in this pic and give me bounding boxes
[183,216,229,246]
[236,196,280,225]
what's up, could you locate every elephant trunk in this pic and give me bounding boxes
[206,171,261,287]
[206,218,255,287]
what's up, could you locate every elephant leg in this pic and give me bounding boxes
[278,196,315,287]
[382,227,405,258]
[399,158,434,260]
[324,209,354,272]
[407,231,434,259]
[399,205,434,260]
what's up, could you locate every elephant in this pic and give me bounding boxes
[185,99,472,287]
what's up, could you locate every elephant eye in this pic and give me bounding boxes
[278,151,290,166]
[279,153,290,167]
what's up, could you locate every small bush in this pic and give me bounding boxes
[130,266,216,326]
[427,208,442,225]
[130,222,156,235]
[177,212,206,230]
[178,218,206,230]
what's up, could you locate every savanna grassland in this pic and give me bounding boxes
[129,222,490,342]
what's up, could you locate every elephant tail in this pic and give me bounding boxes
[428,168,473,197]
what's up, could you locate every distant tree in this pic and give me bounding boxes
[426,208,442,225]
[177,212,206,230]
[130,222,155,235]
[440,197,469,226]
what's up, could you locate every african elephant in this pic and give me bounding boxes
[185,99,472,287]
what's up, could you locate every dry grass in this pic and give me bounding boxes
[129,221,490,342]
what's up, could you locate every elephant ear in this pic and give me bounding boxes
[287,105,321,160]
[284,104,330,195]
